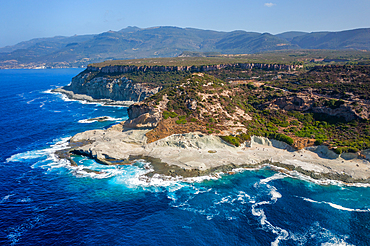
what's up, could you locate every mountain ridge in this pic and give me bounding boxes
[1,26,369,69]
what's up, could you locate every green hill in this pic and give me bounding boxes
[1,26,370,69]
[291,28,370,50]
[275,31,308,42]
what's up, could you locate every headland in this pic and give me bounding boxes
[54,54,370,184]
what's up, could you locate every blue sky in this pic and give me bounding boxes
[1,0,370,47]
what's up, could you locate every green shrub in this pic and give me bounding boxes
[278,121,290,127]
[266,132,294,145]
[247,83,257,90]
[220,135,240,147]
[175,119,187,124]
[238,133,251,142]
[333,147,359,154]
[315,134,328,140]
[163,111,178,119]
[325,99,344,109]
[290,120,300,126]
[295,126,320,138]
[315,139,324,145]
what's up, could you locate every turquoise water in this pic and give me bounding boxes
[1,69,370,245]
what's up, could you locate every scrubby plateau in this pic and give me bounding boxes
[119,64,370,155]
[55,57,370,182]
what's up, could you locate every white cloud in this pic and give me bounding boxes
[264,3,276,7]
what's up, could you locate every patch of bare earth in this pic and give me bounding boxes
[145,118,208,143]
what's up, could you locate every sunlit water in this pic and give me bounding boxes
[1,69,370,245]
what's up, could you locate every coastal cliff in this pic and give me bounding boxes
[53,59,370,182]
[55,59,303,104]
[60,71,160,102]
[87,63,301,74]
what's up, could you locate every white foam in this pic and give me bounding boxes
[42,89,53,94]
[251,199,289,245]
[0,194,15,203]
[72,166,125,179]
[269,186,282,200]
[20,138,215,189]
[213,162,370,188]
[7,150,46,162]
[78,119,97,124]
[17,93,25,99]
[26,97,44,105]
[51,90,88,104]
[17,198,32,203]
[183,173,222,183]
[250,173,291,245]
[301,171,370,187]
[215,195,236,205]
[78,116,125,124]
[52,90,129,108]
[237,191,251,204]
[300,196,370,212]
[321,240,354,246]
[7,215,44,246]
[7,137,70,173]
[259,172,286,185]
[284,221,354,246]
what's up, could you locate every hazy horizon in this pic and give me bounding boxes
[2,25,370,49]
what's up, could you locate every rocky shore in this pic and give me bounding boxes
[53,70,161,103]
[53,63,370,184]
[59,122,370,184]
[52,87,135,106]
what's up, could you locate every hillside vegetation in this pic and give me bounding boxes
[89,50,370,68]
[121,64,370,154]
[75,50,370,93]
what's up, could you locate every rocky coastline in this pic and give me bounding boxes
[54,65,370,184]
[53,70,160,103]
[52,87,135,106]
[57,121,370,184]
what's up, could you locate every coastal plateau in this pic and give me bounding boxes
[56,58,370,183]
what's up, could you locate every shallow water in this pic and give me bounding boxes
[1,69,370,245]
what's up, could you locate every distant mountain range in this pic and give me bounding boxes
[0,26,369,68]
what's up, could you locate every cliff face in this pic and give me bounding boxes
[70,62,300,102]
[87,63,301,74]
[123,102,162,129]
[64,72,160,102]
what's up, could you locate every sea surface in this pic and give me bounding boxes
[1,69,370,246]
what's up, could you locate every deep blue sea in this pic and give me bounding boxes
[1,69,370,246]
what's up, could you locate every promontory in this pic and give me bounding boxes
[54,52,370,184]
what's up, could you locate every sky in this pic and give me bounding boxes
[1,0,370,48]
